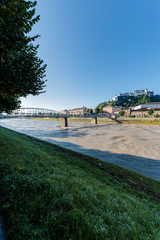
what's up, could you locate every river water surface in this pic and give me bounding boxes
[0,118,160,180]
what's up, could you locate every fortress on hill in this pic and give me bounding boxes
[112,88,154,102]
[101,88,160,118]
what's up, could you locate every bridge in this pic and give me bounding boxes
[9,107,59,117]
[1,107,120,126]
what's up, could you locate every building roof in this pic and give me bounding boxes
[103,106,121,108]
[70,106,87,111]
[132,102,160,110]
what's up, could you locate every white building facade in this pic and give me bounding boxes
[132,102,160,111]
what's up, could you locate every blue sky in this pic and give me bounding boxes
[21,0,160,111]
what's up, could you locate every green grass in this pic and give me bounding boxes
[0,127,160,239]
[120,119,160,125]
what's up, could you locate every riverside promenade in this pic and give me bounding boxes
[0,118,160,181]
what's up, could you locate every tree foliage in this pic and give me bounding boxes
[147,109,154,116]
[119,110,125,116]
[95,107,100,113]
[0,0,47,112]
[96,94,160,110]
[95,102,107,113]
[86,108,93,114]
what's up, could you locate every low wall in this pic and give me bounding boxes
[131,110,160,118]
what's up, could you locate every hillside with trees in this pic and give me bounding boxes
[95,94,160,112]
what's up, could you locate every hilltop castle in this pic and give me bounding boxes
[112,88,154,102]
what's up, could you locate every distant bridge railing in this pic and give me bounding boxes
[12,107,59,116]
[0,107,117,120]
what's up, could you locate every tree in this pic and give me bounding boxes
[119,110,125,117]
[90,108,93,114]
[95,107,100,113]
[86,108,93,114]
[0,0,47,112]
[147,109,154,116]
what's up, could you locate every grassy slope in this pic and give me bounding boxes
[120,119,160,125]
[0,127,160,239]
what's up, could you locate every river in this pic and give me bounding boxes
[0,118,160,180]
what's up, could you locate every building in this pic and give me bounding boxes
[103,106,121,115]
[112,88,154,102]
[112,96,118,102]
[120,107,132,117]
[69,106,87,116]
[133,89,154,97]
[132,102,160,111]
[60,110,69,115]
[120,103,160,118]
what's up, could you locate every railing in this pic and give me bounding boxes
[0,108,117,120]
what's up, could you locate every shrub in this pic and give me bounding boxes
[128,115,135,118]
[154,114,160,118]
[147,109,154,116]
[119,110,125,116]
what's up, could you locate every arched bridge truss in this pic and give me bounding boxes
[3,107,116,121]
[10,108,59,117]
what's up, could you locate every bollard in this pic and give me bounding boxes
[61,117,68,127]
[91,117,97,125]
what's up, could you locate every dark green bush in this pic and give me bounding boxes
[119,110,125,116]
[147,109,154,116]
